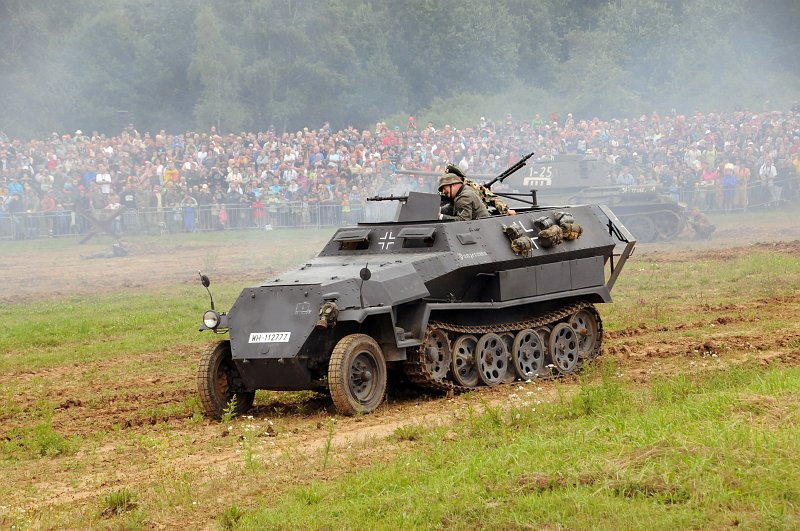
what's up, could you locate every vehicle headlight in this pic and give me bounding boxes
[203,310,221,329]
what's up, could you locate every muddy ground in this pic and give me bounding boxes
[1,211,799,528]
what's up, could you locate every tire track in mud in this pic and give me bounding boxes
[0,346,203,435]
[11,380,562,520]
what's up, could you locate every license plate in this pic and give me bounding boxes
[248,332,291,343]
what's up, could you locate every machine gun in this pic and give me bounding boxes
[440,152,538,209]
[482,151,535,189]
[442,152,538,210]
[366,195,410,202]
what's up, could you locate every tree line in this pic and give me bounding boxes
[1,0,799,139]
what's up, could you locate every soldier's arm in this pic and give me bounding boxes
[454,202,475,221]
[441,195,474,221]
[476,183,515,215]
[489,195,511,214]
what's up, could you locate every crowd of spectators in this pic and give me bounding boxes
[2,106,799,239]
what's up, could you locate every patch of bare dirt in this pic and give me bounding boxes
[644,240,800,264]
[0,234,330,305]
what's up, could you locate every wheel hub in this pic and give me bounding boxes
[451,334,479,387]
[350,353,377,398]
[357,369,372,384]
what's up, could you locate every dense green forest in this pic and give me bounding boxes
[1,0,799,138]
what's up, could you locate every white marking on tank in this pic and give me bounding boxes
[378,231,396,250]
[517,219,541,249]
[249,332,292,343]
[457,251,488,260]
[295,302,312,315]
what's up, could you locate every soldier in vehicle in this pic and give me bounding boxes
[438,173,489,221]
[444,164,516,216]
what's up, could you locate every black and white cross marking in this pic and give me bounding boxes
[378,231,396,250]
[518,219,541,249]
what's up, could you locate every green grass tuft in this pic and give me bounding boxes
[99,487,138,518]
[391,424,427,442]
[220,395,238,424]
[219,504,245,530]
[2,418,78,459]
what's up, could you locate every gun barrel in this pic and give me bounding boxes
[483,152,535,189]
[366,195,410,202]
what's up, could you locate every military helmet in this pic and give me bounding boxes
[445,163,466,179]
[438,173,462,191]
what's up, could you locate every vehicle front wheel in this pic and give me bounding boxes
[197,340,255,420]
[328,334,387,416]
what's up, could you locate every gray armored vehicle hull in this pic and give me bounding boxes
[197,192,635,417]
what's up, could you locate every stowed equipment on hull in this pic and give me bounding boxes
[196,191,636,417]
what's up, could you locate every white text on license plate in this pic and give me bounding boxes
[249,332,291,343]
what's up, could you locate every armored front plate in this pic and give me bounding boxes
[228,284,322,360]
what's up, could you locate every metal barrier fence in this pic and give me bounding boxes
[666,176,793,213]
[0,178,795,241]
[0,201,395,240]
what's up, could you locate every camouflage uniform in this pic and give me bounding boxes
[464,179,512,215]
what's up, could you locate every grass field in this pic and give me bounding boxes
[0,212,799,529]
[240,363,800,529]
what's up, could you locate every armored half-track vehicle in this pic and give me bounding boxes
[196,191,635,418]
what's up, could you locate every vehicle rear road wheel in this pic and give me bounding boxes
[197,340,255,420]
[569,308,600,359]
[624,215,656,242]
[476,333,508,387]
[653,211,683,241]
[512,328,546,380]
[328,334,387,416]
[549,323,580,374]
[451,334,480,387]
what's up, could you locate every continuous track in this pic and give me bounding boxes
[404,301,603,391]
